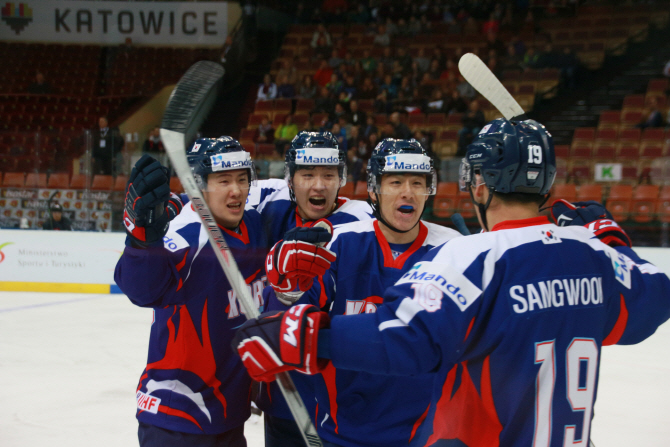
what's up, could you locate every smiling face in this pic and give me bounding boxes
[292,166,340,221]
[372,174,428,236]
[203,170,249,229]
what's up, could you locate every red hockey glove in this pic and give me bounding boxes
[550,199,632,248]
[266,221,336,302]
[123,155,183,248]
[233,304,330,382]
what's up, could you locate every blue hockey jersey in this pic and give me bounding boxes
[256,185,373,246]
[268,219,461,447]
[325,216,670,447]
[246,178,287,210]
[115,205,268,435]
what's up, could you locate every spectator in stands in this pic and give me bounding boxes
[407,16,422,35]
[349,3,370,23]
[536,43,558,70]
[374,89,390,114]
[481,13,500,35]
[413,128,434,158]
[274,114,298,156]
[326,73,343,96]
[311,23,333,59]
[380,47,395,73]
[637,98,664,129]
[373,24,391,47]
[395,47,413,73]
[379,74,397,100]
[142,127,164,153]
[426,89,447,114]
[457,100,485,156]
[27,72,52,94]
[522,46,540,70]
[314,59,334,87]
[390,112,411,139]
[502,44,522,71]
[331,122,347,151]
[348,131,370,185]
[456,74,477,100]
[362,115,378,139]
[92,116,123,176]
[276,74,296,98]
[385,17,399,38]
[484,31,506,58]
[358,77,377,100]
[277,59,299,86]
[360,49,377,73]
[348,99,367,127]
[42,203,72,231]
[254,115,274,144]
[342,75,357,100]
[329,49,344,68]
[314,86,336,115]
[332,102,349,124]
[439,58,458,81]
[428,60,442,81]
[414,48,430,74]
[298,75,317,99]
[445,89,468,114]
[556,47,579,89]
[256,74,277,102]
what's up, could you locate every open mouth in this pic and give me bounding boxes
[309,197,327,207]
[398,205,414,215]
[227,202,242,212]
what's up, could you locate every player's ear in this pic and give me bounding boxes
[472,181,488,204]
[368,190,376,204]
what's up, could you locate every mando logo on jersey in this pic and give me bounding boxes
[398,261,481,311]
[509,276,604,314]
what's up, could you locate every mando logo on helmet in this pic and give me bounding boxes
[296,149,339,164]
[210,154,251,170]
[385,155,430,171]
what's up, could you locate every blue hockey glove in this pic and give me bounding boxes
[267,220,336,305]
[550,199,631,247]
[123,155,183,248]
[233,304,331,382]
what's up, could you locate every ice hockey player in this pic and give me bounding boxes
[252,130,373,446]
[233,118,670,446]
[115,137,267,447]
[255,130,373,246]
[263,138,461,446]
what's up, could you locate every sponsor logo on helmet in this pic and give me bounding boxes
[295,148,340,165]
[190,143,201,153]
[211,152,252,172]
[383,154,431,172]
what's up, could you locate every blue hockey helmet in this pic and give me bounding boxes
[459,118,556,196]
[187,136,257,189]
[284,131,347,188]
[367,138,437,195]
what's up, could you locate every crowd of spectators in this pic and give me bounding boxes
[251,0,583,174]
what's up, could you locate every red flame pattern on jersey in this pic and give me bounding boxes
[425,357,502,446]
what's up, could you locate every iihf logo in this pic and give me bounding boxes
[1,2,33,35]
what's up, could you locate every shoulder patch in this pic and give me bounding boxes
[540,228,562,244]
[396,261,481,311]
[606,249,632,289]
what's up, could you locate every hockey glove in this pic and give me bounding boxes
[266,220,336,304]
[550,199,632,248]
[123,155,184,248]
[233,304,330,382]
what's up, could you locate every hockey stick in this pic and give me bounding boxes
[450,213,471,236]
[160,61,323,447]
[458,53,527,121]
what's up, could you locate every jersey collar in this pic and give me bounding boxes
[373,220,428,269]
[219,218,250,245]
[490,216,551,232]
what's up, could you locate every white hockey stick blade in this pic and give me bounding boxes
[160,62,322,447]
[458,53,526,121]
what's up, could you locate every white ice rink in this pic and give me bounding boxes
[1,291,669,447]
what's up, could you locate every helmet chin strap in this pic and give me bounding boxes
[468,184,494,232]
[369,192,424,234]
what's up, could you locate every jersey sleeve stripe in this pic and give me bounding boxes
[379,297,424,331]
[603,294,629,346]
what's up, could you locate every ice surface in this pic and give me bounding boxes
[0,292,668,446]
